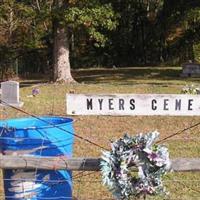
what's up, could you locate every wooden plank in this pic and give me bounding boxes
[0,155,200,172]
[66,94,200,116]
[171,158,200,172]
[0,155,100,171]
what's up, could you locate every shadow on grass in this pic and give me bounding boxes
[17,67,200,86]
[73,67,199,84]
[20,80,49,88]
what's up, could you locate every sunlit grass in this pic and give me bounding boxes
[1,66,200,199]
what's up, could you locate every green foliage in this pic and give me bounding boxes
[1,0,200,75]
[193,43,200,62]
[0,0,118,77]
[0,0,38,48]
[63,3,117,46]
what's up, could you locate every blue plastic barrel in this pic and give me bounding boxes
[0,116,74,200]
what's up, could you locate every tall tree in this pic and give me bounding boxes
[0,0,117,82]
[52,0,117,82]
[52,0,73,82]
[0,0,38,79]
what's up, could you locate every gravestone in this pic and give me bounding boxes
[181,62,200,77]
[1,81,24,107]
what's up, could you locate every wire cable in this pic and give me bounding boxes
[0,99,108,151]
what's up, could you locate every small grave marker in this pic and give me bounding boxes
[1,81,24,107]
[181,62,200,77]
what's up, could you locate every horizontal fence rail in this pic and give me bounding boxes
[0,155,200,172]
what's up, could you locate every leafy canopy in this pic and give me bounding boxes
[0,0,118,49]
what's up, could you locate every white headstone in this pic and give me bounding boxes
[1,81,24,107]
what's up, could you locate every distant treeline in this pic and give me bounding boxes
[0,0,200,78]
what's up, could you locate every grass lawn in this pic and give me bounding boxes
[0,66,200,199]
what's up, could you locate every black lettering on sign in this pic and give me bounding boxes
[164,99,169,110]
[108,98,114,110]
[188,99,193,110]
[175,99,181,110]
[152,99,157,110]
[87,99,93,110]
[119,99,125,110]
[130,99,135,110]
[98,99,103,110]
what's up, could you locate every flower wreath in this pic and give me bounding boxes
[181,84,200,95]
[100,131,171,200]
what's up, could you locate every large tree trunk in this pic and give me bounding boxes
[53,24,75,83]
[52,0,75,83]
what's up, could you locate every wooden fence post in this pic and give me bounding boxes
[0,155,200,172]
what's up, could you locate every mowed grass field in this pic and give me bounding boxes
[0,66,200,199]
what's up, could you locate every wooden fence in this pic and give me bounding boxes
[1,155,200,172]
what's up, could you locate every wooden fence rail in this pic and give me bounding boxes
[0,155,200,172]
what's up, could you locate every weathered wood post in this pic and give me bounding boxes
[0,155,200,172]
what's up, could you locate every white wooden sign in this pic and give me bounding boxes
[66,94,200,116]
